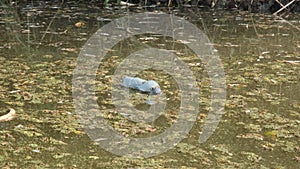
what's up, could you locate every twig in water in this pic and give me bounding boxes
[274,14,300,32]
[168,0,172,7]
[273,0,297,15]
[39,0,65,46]
[275,0,284,7]
[250,14,260,39]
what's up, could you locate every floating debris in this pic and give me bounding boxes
[75,21,85,28]
[0,108,16,122]
[121,76,162,95]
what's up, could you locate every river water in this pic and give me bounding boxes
[0,2,299,168]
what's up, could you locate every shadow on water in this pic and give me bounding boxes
[0,1,299,168]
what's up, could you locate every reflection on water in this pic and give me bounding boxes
[0,2,299,168]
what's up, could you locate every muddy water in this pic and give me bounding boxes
[0,2,299,168]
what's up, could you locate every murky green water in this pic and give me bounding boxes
[0,2,299,168]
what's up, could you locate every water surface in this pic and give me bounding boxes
[0,2,299,168]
